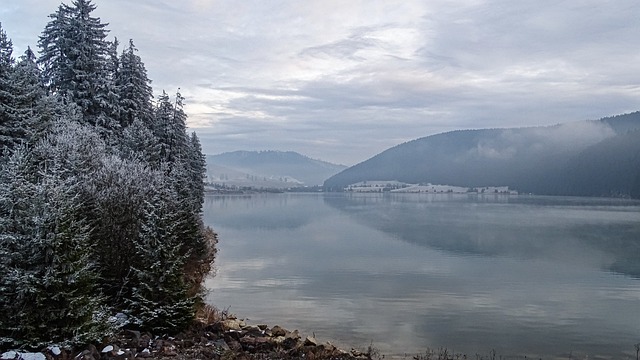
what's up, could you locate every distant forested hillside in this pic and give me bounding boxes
[324,112,640,198]
[557,128,640,197]
[207,150,346,186]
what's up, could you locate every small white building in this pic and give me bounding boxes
[392,184,469,193]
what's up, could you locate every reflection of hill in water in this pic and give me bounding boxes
[203,194,326,231]
[323,194,640,278]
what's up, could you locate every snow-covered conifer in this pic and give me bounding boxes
[0,23,13,71]
[32,119,106,182]
[153,90,189,164]
[0,3,216,343]
[0,48,47,151]
[187,132,207,212]
[0,23,16,153]
[116,39,154,129]
[127,184,194,332]
[119,117,162,165]
[38,0,119,136]
[0,144,108,348]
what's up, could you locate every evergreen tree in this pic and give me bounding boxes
[116,39,154,129]
[0,145,108,348]
[101,38,122,141]
[0,146,38,346]
[0,22,13,71]
[153,91,176,163]
[32,118,106,183]
[0,23,16,153]
[38,0,120,136]
[0,4,216,343]
[0,48,47,151]
[186,132,207,212]
[170,90,189,159]
[119,118,162,165]
[153,90,189,164]
[127,185,194,333]
[107,37,120,79]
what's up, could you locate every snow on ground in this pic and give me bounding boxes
[0,351,16,360]
[48,347,61,356]
[1,352,46,360]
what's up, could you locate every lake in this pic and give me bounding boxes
[202,193,640,359]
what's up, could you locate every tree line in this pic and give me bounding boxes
[0,0,216,349]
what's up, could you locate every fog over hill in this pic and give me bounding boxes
[324,112,640,198]
[207,150,347,187]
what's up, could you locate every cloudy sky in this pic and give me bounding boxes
[2,0,639,165]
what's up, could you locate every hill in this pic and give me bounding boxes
[558,128,640,197]
[207,150,347,187]
[324,111,640,198]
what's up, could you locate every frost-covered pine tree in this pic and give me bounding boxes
[0,23,12,69]
[0,22,16,153]
[0,144,109,348]
[153,90,189,164]
[0,3,217,342]
[38,0,120,137]
[186,132,207,212]
[119,117,162,165]
[116,39,154,129]
[127,184,194,333]
[0,146,38,346]
[0,48,47,150]
[101,37,122,141]
[32,118,105,183]
[170,90,190,159]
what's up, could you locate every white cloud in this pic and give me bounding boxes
[3,0,639,165]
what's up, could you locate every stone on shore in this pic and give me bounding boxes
[12,318,366,360]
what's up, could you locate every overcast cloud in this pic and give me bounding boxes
[2,0,639,164]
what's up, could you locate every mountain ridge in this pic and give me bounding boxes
[324,111,640,198]
[207,150,347,187]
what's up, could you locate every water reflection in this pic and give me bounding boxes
[323,193,640,277]
[202,194,325,230]
[203,193,640,359]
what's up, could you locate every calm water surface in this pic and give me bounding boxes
[203,193,640,359]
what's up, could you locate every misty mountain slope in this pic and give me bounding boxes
[324,113,640,197]
[557,129,640,197]
[598,111,640,134]
[207,150,346,186]
[205,161,307,188]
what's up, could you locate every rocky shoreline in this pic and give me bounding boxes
[2,316,374,360]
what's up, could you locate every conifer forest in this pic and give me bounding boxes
[0,0,216,348]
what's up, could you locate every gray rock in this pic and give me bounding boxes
[210,339,230,351]
[270,325,287,337]
[241,325,264,337]
[282,331,300,350]
[285,329,300,340]
[304,336,318,347]
[221,319,244,331]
